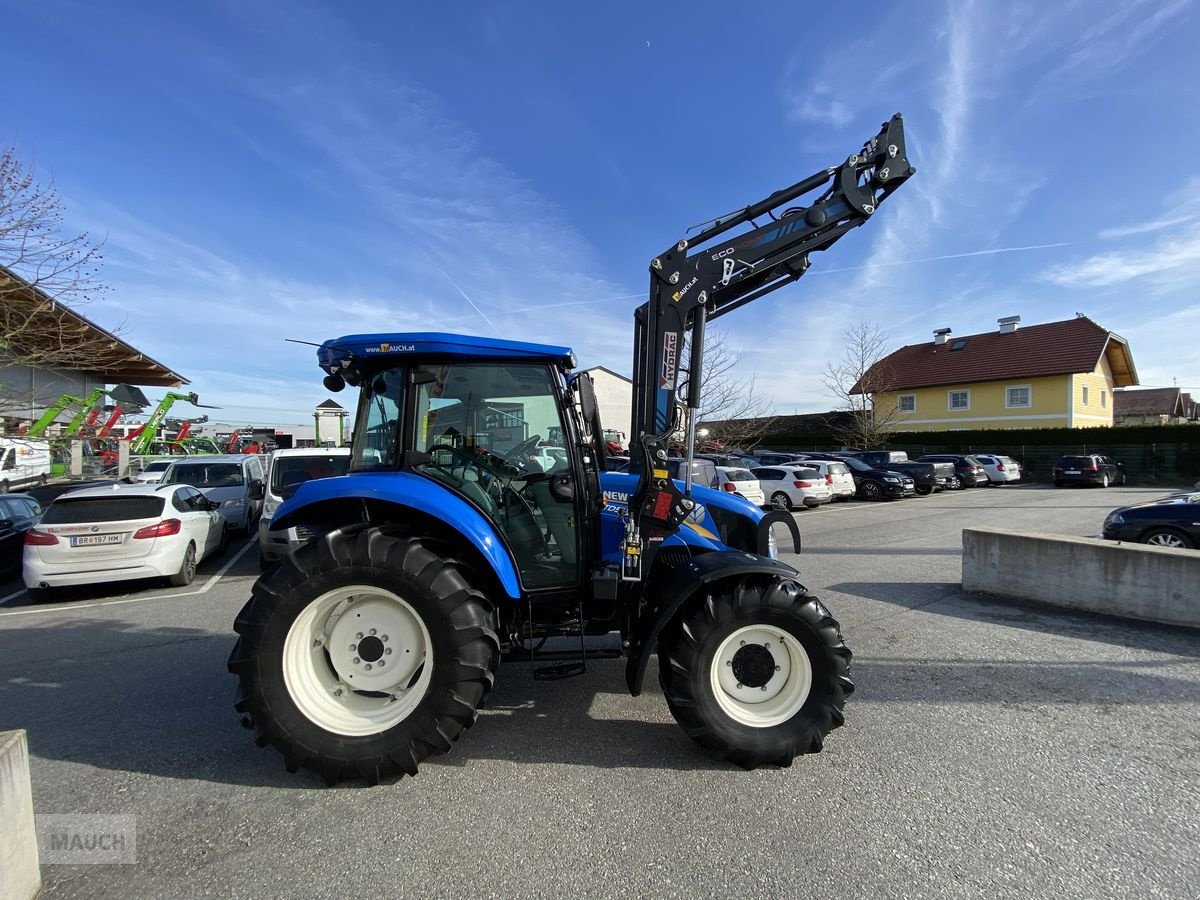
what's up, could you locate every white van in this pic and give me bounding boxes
[0,438,52,493]
[258,447,351,568]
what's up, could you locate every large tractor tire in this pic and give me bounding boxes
[228,525,499,785]
[657,575,853,769]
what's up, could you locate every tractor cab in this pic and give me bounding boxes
[316,333,601,593]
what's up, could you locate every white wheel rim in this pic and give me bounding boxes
[1148,533,1182,548]
[710,624,812,728]
[282,585,433,736]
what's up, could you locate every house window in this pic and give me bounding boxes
[1005,385,1031,408]
[948,390,970,411]
[897,394,916,413]
[1082,385,1090,406]
[1101,390,1107,408]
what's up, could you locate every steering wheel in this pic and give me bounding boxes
[500,434,545,474]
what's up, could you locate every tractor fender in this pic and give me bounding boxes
[270,472,522,598]
[625,550,800,696]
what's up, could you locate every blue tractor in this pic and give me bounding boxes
[229,116,915,784]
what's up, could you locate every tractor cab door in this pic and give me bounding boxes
[409,361,585,591]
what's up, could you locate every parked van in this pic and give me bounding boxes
[0,438,52,493]
[160,454,266,534]
[258,447,352,568]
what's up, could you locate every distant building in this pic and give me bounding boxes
[858,315,1139,432]
[1113,387,1198,426]
[582,366,633,443]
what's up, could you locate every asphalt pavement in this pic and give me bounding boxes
[1,483,1197,899]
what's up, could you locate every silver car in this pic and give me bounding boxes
[160,455,266,533]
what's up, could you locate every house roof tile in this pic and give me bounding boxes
[856,316,1136,393]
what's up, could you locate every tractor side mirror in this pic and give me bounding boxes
[572,373,598,424]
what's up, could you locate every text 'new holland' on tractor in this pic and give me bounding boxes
[229,115,915,784]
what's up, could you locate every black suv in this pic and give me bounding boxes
[914,454,989,489]
[1053,454,1125,488]
[809,455,916,501]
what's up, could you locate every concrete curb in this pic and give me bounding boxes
[0,730,41,900]
[962,527,1200,629]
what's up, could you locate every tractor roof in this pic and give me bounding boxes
[317,332,576,373]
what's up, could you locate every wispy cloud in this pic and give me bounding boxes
[1046,0,1192,81]
[781,82,854,128]
[1039,223,1200,288]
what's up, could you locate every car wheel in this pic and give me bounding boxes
[947,475,962,491]
[1118,472,1127,486]
[169,543,198,587]
[1141,528,1195,550]
[860,481,884,501]
[770,492,792,512]
[915,485,932,496]
[1100,473,1110,488]
[217,525,231,556]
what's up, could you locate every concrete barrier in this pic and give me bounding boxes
[0,730,41,900]
[962,527,1200,629]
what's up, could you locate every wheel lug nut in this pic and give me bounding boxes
[369,628,377,636]
[381,635,389,643]
[385,648,393,655]
[736,683,743,690]
[378,660,385,667]
[350,644,357,651]
[725,660,732,666]
[775,665,781,672]
[365,663,373,671]
[353,657,360,664]
[760,685,768,691]
[356,632,363,640]
[739,640,745,646]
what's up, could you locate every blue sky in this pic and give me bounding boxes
[5,0,1199,425]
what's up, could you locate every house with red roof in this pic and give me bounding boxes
[855,315,1139,432]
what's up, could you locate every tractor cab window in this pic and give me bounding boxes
[412,362,578,590]
[352,368,406,471]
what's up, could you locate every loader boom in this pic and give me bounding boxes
[625,114,914,562]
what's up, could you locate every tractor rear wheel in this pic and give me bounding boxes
[658,575,853,768]
[228,525,499,785]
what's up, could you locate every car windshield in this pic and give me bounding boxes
[163,463,244,487]
[271,455,351,498]
[143,461,172,473]
[41,495,165,524]
[842,457,870,472]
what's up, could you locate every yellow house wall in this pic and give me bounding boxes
[1070,356,1116,428]
[877,374,1074,432]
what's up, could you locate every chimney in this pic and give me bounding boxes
[933,327,952,346]
[998,315,1021,334]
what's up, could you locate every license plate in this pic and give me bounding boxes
[1065,470,1080,474]
[70,534,122,547]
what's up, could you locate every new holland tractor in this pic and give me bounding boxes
[229,115,915,784]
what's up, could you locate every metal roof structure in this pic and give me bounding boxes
[0,264,187,387]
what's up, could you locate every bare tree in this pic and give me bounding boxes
[686,329,776,450]
[1,146,121,419]
[821,319,901,449]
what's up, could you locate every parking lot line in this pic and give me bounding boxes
[0,539,256,618]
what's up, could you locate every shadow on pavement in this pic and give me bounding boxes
[828,579,1200,659]
[0,616,725,789]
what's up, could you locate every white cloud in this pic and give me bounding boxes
[1039,224,1200,288]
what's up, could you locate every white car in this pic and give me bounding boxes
[716,466,765,506]
[974,454,1022,484]
[259,448,352,568]
[751,465,833,511]
[796,459,856,501]
[23,483,226,601]
[132,459,174,484]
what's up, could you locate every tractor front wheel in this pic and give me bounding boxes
[228,526,499,785]
[658,576,853,768]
